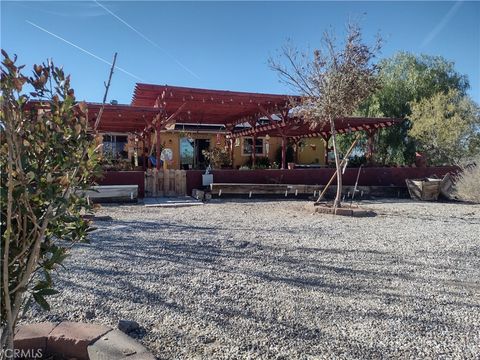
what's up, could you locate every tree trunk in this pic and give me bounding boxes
[330,118,342,208]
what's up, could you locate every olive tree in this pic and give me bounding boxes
[0,51,101,350]
[269,23,381,207]
[342,52,471,165]
[409,90,480,165]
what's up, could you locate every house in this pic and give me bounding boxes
[87,83,399,171]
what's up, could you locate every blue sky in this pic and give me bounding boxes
[1,1,479,104]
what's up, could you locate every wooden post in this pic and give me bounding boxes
[155,122,161,170]
[229,137,234,167]
[321,134,331,166]
[252,134,256,168]
[281,135,286,169]
[142,133,147,171]
[366,129,376,165]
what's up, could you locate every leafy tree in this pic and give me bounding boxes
[0,52,101,349]
[338,52,470,165]
[269,23,381,207]
[409,90,480,165]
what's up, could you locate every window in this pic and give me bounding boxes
[242,137,264,156]
[103,134,128,159]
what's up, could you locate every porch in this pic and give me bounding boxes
[97,166,458,199]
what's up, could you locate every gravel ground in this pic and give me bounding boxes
[26,199,480,359]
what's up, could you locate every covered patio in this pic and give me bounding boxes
[88,83,402,170]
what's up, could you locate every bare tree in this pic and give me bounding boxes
[269,22,381,208]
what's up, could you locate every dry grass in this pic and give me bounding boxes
[455,159,480,203]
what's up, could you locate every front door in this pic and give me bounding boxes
[180,137,194,170]
[194,139,210,169]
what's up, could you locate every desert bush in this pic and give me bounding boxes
[454,159,480,203]
[1,51,101,349]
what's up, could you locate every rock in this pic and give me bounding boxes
[192,189,205,200]
[88,329,155,360]
[118,319,140,333]
[85,310,95,320]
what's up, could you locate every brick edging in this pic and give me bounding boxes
[14,321,155,360]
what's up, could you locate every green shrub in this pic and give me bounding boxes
[1,52,101,348]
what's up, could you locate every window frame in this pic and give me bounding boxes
[242,137,265,156]
[102,133,129,159]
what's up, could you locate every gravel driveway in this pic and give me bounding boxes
[26,199,480,359]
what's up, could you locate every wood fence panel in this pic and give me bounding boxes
[145,169,187,197]
[168,170,176,196]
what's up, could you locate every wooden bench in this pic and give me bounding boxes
[210,183,409,199]
[210,183,323,198]
[80,185,138,203]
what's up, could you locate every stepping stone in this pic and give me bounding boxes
[88,329,155,360]
[144,196,204,208]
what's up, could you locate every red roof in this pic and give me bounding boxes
[232,117,403,139]
[86,103,159,133]
[131,83,296,126]
[82,83,403,136]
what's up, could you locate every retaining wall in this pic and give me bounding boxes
[186,167,458,196]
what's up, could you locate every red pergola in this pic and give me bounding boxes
[86,103,160,133]
[88,83,402,169]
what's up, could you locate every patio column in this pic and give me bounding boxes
[142,132,147,171]
[252,133,257,168]
[230,137,234,168]
[156,122,161,170]
[322,134,331,166]
[281,135,286,169]
[366,129,376,165]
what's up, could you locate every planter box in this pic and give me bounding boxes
[406,178,442,201]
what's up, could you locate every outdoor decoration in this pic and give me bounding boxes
[161,148,173,169]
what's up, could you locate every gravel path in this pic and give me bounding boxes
[26,199,480,359]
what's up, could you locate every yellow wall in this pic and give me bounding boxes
[232,136,326,168]
[297,138,326,165]
[151,131,225,169]
[106,132,326,169]
[232,136,283,168]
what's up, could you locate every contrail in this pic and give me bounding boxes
[26,20,145,81]
[94,0,201,80]
[421,1,463,48]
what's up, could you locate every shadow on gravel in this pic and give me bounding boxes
[48,216,480,359]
